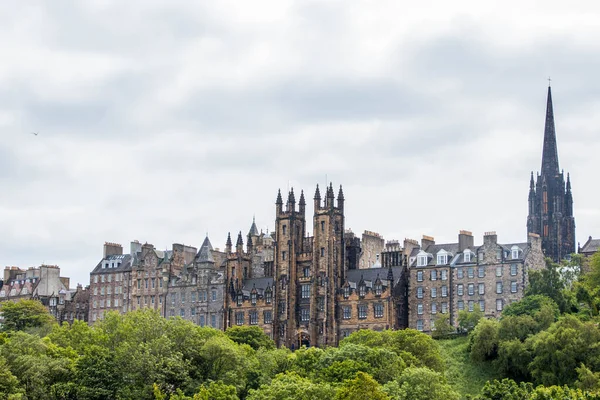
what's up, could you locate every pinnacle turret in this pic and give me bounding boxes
[276,189,283,205]
[236,231,243,247]
[299,190,306,206]
[314,184,321,200]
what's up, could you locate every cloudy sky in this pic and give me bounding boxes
[1,1,599,286]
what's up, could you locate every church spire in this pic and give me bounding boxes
[541,85,560,176]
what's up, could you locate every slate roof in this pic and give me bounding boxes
[91,254,133,274]
[248,218,259,237]
[196,237,215,263]
[346,266,404,287]
[581,237,600,255]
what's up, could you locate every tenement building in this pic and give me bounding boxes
[407,231,544,333]
[0,265,88,324]
[224,183,411,348]
[527,85,576,262]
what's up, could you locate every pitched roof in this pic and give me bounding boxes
[196,237,215,263]
[581,237,600,255]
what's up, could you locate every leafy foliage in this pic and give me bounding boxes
[0,300,55,333]
[225,326,275,350]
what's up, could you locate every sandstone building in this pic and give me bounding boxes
[407,231,545,332]
[527,85,576,262]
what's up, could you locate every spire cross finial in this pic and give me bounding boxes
[548,76,551,86]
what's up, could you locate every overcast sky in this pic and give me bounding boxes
[1,1,599,286]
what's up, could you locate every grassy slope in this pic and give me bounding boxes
[437,336,500,399]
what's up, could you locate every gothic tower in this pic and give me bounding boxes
[527,85,576,261]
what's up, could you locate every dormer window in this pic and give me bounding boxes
[437,254,447,265]
[251,292,257,305]
[343,286,350,298]
[236,294,243,306]
[359,285,366,297]
[265,290,272,304]
[511,246,520,260]
[375,283,382,296]
[417,255,428,267]
[464,251,471,262]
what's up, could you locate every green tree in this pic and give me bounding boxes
[246,372,335,400]
[494,339,532,381]
[225,326,275,350]
[382,367,459,400]
[335,372,389,400]
[469,319,499,362]
[502,295,560,330]
[527,259,572,313]
[474,378,533,400]
[0,300,54,333]
[431,313,454,339]
[0,356,24,399]
[458,304,483,333]
[529,385,600,399]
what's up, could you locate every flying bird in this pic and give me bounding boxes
[30,131,39,136]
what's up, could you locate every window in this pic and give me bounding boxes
[282,225,287,235]
[137,279,141,289]
[417,303,423,315]
[93,300,97,309]
[171,293,176,304]
[468,300,474,312]
[417,287,424,299]
[101,287,105,295]
[468,267,474,278]
[301,308,310,322]
[191,292,196,303]
[441,270,448,281]
[265,290,272,304]
[279,301,286,315]
[417,255,428,266]
[457,284,464,296]
[375,283,382,296]
[236,294,243,306]
[464,251,471,262]
[107,287,112,295]
[343,306,351,319]
[496,266,503,277]
[431,303,437,314]
[511,281,517,293]
[496,299,503,311]
[468,283,474,296]
[251,292,257,305]
[264,311,272,324]
[321,247,325,257]
[321,221,325,232]
[181,293,186,303]
[151,278,155,288]
[301,284,311,299]
[417,271,423,282]
[343,286,350,298]
[479,300,485,312]
[496,282,503,294]
[374,303,384,318]
[478,283,485,295]
[441,302,448,314]
[359,285,366,297]
[512,246,520,259]
[249,311,258,325]
[94,276,98,283]
[458,300,464,311]
[431,270,437,281]
[282,251,287,261]
[431,287,437,298]
[115,298,119,307]
[211,314,216,327]
[108,274,112,282]
[235,312,244,325]
[94,287,98,295]
[145,279,148,289]
[416,319,424,331]
[478,266,485,278]
[212,290,217,301]
[151,295,155,304]
[180,309,185,317]
[437,254,447,265]
[358,304,367,319]
[199,315,205,327]
[303,267,310,278]
[101,275,105,283]
[457,268,463,279]
[441,285,448,297]
[510,264,518,276]
[159,279,163,288]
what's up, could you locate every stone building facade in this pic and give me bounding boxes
[224,183,410,348]
[527,86,576,262]
[0,265,86,324]
[408,231,545,333]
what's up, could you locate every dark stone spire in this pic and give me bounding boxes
[314,184,321,200]
[226,232,232,248]
[276,189,283,205]
[248,215,259,237]
[196,236,214,263]
[566,172,572,192]
[337,185,344,201]
[530,172,535,190]
[299,190,306,206]
[236,231,243,247]
[541,85,560,176]
[288,188,295,204]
